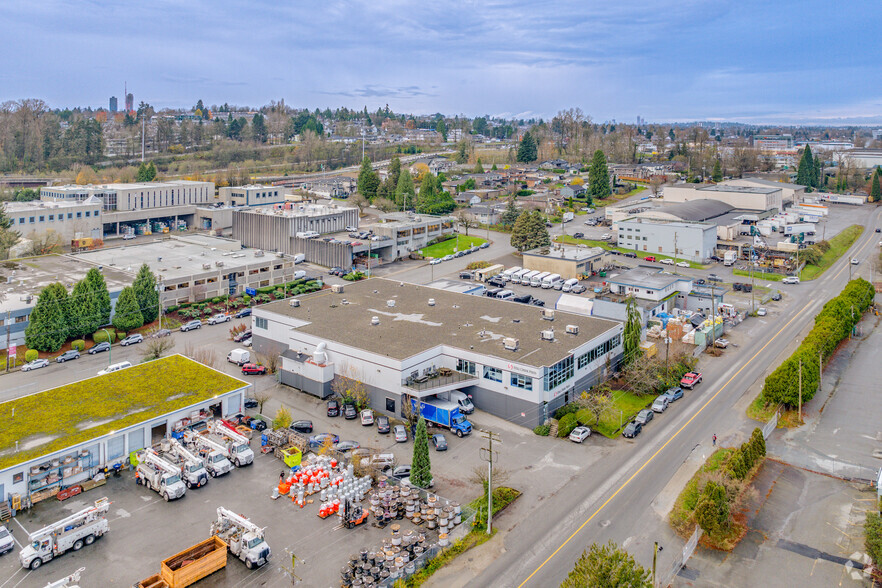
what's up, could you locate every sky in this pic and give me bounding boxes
[2,0,881,125]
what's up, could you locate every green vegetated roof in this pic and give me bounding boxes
[0,354,247,471]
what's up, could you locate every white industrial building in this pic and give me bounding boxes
[4,197,104,243]
[219,185,285,207]
[663,184,782,212]
[725,178,805,205]
[617,217,717,262]
[252,278,624,427]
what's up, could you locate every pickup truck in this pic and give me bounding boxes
[680,372,702,389]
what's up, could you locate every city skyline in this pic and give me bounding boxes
[2,1,882,125]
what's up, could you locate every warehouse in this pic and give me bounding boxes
[522,245,608,279]
[617,216,717,261]
[252,278,624,428]
[0,355,248,506]
[663,184,782,212]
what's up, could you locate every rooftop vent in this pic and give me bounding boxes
[542,309,555,321]
[541,329,555,341]
[371,316,380,326]
[503,337,519,351]
[254,250,264,257]
[215,261,224,267]
[428,298,435,306]
[387,300,396,307]
[565,324,579,335]
[289,299,300,307]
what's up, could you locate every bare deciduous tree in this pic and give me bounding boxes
[256,348,282,374]
[455,210,477,236]
[140,336,175,361]
[184,341,217,367]
[468,465,511,490]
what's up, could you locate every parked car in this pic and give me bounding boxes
[488,276,507,288]
[600,234,612,240]
[431,433,448,451]
[122,233,136,240]
[429,258,442,265]
[622,422,642,438]
[335,440,360,453]
[661,387,684,403]
[659,258,674,265]
[243,397,258,409]
[181,320,202,332]
[513,294,533,304]
[782,276,800,284]
[714,338,730,349]
[530,298,546,307]
[771,292,782,301]
[624,252,637,258]
[22,358,49,372]
[208,313,231,325]
[55,350,80,363]
[308,433,340,448]
[234,329,252,343]
[442,255,454,262]
[241,363,268,375]
[651,397,669,413]
[234,308,252,318]
[242,338,252,347]
[644,256,657,262]
[479,242,489,249]
[0,525,14,555]
[876,228,881,233]
[708,274,722,282]
[570,285,586,294]
[851,258,860,265]
[120,334,143,346]
[376,415,391,434]
[568,426,591,443]
[390,465,412,480]
[573,232,585,239]
[695,279,706,285]
[393,425,408,443]
[327,400,340,417]
[152,328,171,338]
[635,409,654,425]
[676,261,690,268]
[343,404,358,419]
[289,420,314,434]
[680,372,702,389]
[346,225,358,232]
[459,271,473,280]
[329,267,344,276]
[360,410,374,426]
[88,341,110,354]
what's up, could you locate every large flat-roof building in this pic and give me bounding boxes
[663,184,782,212]
[617,217,717,262]
[219,185,285,207]
[4,197,103,243]
[253,278,624,427]
[725,178,805,205]
[522,245,608,279]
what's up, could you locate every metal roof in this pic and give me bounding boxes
[652,199,734,221]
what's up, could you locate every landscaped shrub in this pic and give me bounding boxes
[166,305,179,314]
[558,413,579,437]
[466,261,492,270]
[25,349,38,362]
[554,403,580,420]
[533,424,550,436]
[343,271,365,281]
[71,340,86,352]
[726,427,766,480]
[92,330,116,344]
[575,408,593,425]
[116,332,126,341]
[243,294,252,304]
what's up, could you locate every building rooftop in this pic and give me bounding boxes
[735,178,804,190]
[264,278,620,368]
[234,202,356,218]
[43,180,209,192]
[651,199,734,221]
[0,355,247,470]
[698,185,779,195]
[523,245,606,262]
[4,198,101,212]
[604,266,689,290]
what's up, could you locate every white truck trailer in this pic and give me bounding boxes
[184,431,234,477]
[210,421,254,467]
[161,437,209,489]
[723,250,738,266]
[19,498,110,570]
[135,449,187,501]
[210,507,272,569]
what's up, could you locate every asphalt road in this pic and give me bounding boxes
[463,207,882,588]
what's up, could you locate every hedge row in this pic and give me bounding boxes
[727,428,766,480]
[761,278,874,407]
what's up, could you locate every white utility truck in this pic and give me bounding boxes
[210,421,254,467]
[184,430,234,477]
[161,438,209,489]
[19,498,110,570]
[210,507,272,569]
[136,448,187,501]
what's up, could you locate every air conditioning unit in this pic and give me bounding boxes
[215,261,224,267]
[566,325,579,335]
[542,309,555,321]
[202,263,211,270]
[254,250,264,257]
[503,337,519,351]
[371,316,380,326]
[541,329,555,341]
[331,284,344,293]
[289,299,300,307]
[387,299,396,307]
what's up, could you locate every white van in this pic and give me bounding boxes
[561,278,580,292]
[292,253,305,264]
[495,289,515,300]
[97,361,133,376]
[449,391,475,414]
[531,272,550,287]
[292,270,306,280]
[295,231,319,239]
[520,270,539,286]
[502,266,522,281]
[541,274,562,289]
[227,348,250,366]
[511,269,531,284]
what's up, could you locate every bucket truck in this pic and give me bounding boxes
[210,508,272,569]
[160,438,209,489]
[183,431,233,477]
[135,449,187,501]
[210,421,254,467]
[19,498,110,570]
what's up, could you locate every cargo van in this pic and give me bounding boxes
[449,391,475,414]
[502,266,521,281]
[292,270,306,280]
[227,348,250,366]
[292,253,305,264]
[495,290,515,300]
[531,272,550,287]
[97,361,133,376]
[520,270,540,285]
[295,231,319,239]
[511,269,531,284]
[561,278,579,292]
[541,274,562,289]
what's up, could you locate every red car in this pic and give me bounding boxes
[680,372,702,389]
[241,363,268,375]
[644,256,657,262]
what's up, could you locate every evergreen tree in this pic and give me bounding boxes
[395,169,415,210]
[813,157,822,189]
[388,155,401,188]
[516,132,538,163]
[112,286,144,333]
[623,296,642,365]
[146,162,157,181]
[473,158,484,174]
[694,481,730,537]
[410,417,432,489]
[133,263,160,323]
[456,141,469,164]
[588,150,611,201]
[872,173,882,203]
[357,157,380,200]
[69,278,97,338]
[435,119,447,142]
[795,146,814,188]
[25,283,70,352]
[85,267,112,328]
[711,159,723,182]
[491,163,498,171]
[418,172,436,202]
[499,198,520,227]
[510,210,550,252]
[561,541,652,588]
[136,162,149,182]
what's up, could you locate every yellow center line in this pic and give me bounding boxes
[517,300,815,587]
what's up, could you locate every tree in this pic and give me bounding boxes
[140,337,175,362]
[712,158,723,182]
[25,282,70,352]
[251,113,268,143]
[388,155,402,188]
[69,268,111,337]
[395,169,415,210]
[112,286,144,333]
[435,119,447,142]
[694,481,730,537]
[510,210,550,252]
[357,157,380,200]
[133,263,159,323]
[411,417,432,489]
[871,172,881,203]
[473,158,484,174]
[274,406,293,429]
[136,162,150,182]
[455,210,477,235]
[560,541,651,588]
[517,132,538,163]
[349,192,369,215]
[796,145,815,188]
[499,197,521,228]
[588,150,611,201]
[623,296,642,366]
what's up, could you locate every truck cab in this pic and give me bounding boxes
[227,440,254,467]
[181,460,209,488]
[448,391,475,414]
[238,531,272,569]
[204,450,233,477]
[137,462,186,501]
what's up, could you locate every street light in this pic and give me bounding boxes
[100,328,113,367]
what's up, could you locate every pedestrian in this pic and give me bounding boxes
[280,471,286,483]
[712,434,717,446]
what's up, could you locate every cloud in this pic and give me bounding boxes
[319,85,437,99]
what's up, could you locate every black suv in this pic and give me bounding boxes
[459,271,473,280]
[327,400,340,417]
[622,422,642,438]
[487,276,507,288]
[512,294,533,304]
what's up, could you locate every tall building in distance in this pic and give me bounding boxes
[109,96,118,112]
[125,92,134,112]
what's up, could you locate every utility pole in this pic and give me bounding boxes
[798,359,802,425]
[4,310,10,372]
[479,430,501,535]
[652,541,659,588]
[710,282,717,352]
[141,116,146,163]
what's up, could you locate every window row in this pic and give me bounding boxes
[577,334,622,369]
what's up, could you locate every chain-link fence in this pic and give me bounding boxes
[657,526,702,588]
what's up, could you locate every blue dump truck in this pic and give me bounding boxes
[411,397,473,437]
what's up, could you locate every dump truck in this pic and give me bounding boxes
[19,498,110,570]
[410,397,473,437]
[136,449,187,501]
[210,421,254,467]
[160,438,209,489]
[183,431,233,477]
[210,508,271,569]
[135,536,227,588]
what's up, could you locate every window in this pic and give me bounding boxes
[67,213,72,219]
[544,355,574,390]
[15,315,28,323]
[17,218,23,224]
[13,472,23,484]
[255,317,268,329]
[511,373,532,390]
[85,211,90,217]
[386,397,396,412]
[48,215,54,221]
[456,359,476,376]
[76,212,82,218]
[38,216,44,222]
[483,366,502,382]
[94,210,99,217]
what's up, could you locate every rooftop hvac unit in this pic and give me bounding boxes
[542,309,555,321]
[331,284,344,293]
[541,329,555,341]
[428,298,435,306]
[289,299,300,307]
[566,325,579,335]
[254,250,264,257]
[387,299,396,307]
[503,337,519,351]
[202,263,211,270]
[371,316,380,326]
[215,261,224,267]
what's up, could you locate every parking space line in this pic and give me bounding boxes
[0,569,26,588]
[9,572,32,588]
[9,518,27,542]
